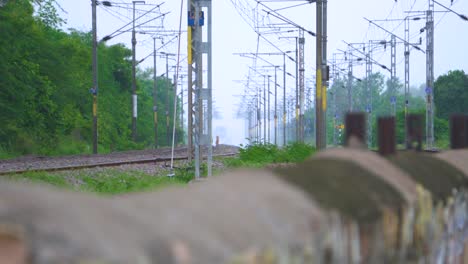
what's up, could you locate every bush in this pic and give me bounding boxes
[39,136,92,156]
[228,142,316,168]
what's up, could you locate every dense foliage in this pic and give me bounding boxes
[434,70,468,120]
[0,0,182,157]
[224,142,316,167]
[301,70,466,149]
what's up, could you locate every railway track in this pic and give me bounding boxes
[0,145,239,175]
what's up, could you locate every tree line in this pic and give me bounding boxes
[324,69,468,148]
[279,68,467,149]
[0,0,183,157]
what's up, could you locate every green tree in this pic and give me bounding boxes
[434,70,468,120]
[0,0,184,157]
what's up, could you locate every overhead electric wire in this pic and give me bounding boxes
[135,35,178,65]
[100,3,165,41]
[257,0,316,36]
[433,0,468,21]
[271,1,313,12]
[101,12,169,42]
[100,5,129,23]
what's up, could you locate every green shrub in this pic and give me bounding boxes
[227,142,316,168]
[276,142,316,163]
[8,171,68,188]
[0,146,15,159]
[79,171,188,195]
[9,168,194,195]
[39,136,92,156]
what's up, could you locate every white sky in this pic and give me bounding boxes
[57,0,468,146]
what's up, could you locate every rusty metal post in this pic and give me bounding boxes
[345,113,366,147]
[450,114,468,149]
[406,114,423,151]
[378,117,396,156]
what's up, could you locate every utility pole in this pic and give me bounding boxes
[91,0,98,154]
[295,36,299,142]
[274,66,278,145]
[332,54,337,146]
[316,0,323,150]
[180,75,184,145]
[390,34,397,116]
[173,74,177,144]
[306,82,313,142]
[257,86,261,142]
[288,97,292,141]
[364,17,425,145]
[160,52,176,146]
[188,2,200,176]
[131,1,145,142]
[263,76,267,144]
[347,50,353,112]
[188,0,213,178]
[316,0,327,150]
[267,75,271,144]
[283,53,287,146]
[248,108,252,140]
[298,29,305,143]
[323,0,328,147]
[153,37,158,148]
[366,42,373,147]
[166,54,170,145]
[404,17,410,145]
[426,0,435,149]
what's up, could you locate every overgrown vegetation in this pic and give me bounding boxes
[297,71,467,149]
[0,0,183,158]
[8,143,315,194]
[7,165,197,195]
[223,142,316,168]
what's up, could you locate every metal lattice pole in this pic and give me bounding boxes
[274,67,278,145]
[295,37,299,142]
[188,0,213,177]
[391,34,397,116]
[207,0,213,177]
[404,17,410,146]
[180,75,184,145]
[153,38,158,148]
[283,54,287,146]
[194,4,202,178]
[332,54,337,146]
[188,1,200,177]
[322,0,328,148]
[366,42,373,147]
[267,75,271,144]
[166,55,170,145]
[263,76,266,144]
[315,0,324,150]
[347,50,353,112]
[426,0,435,149]
[298,29,305,143]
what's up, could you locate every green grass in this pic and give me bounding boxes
[223,142,316,168]
[7,165,196,195]
[9,171,69,188]
[0,148,16,159]
[78,171,190,195]
[6,143,316,195]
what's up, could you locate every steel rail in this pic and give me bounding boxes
[0,153,238,175]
